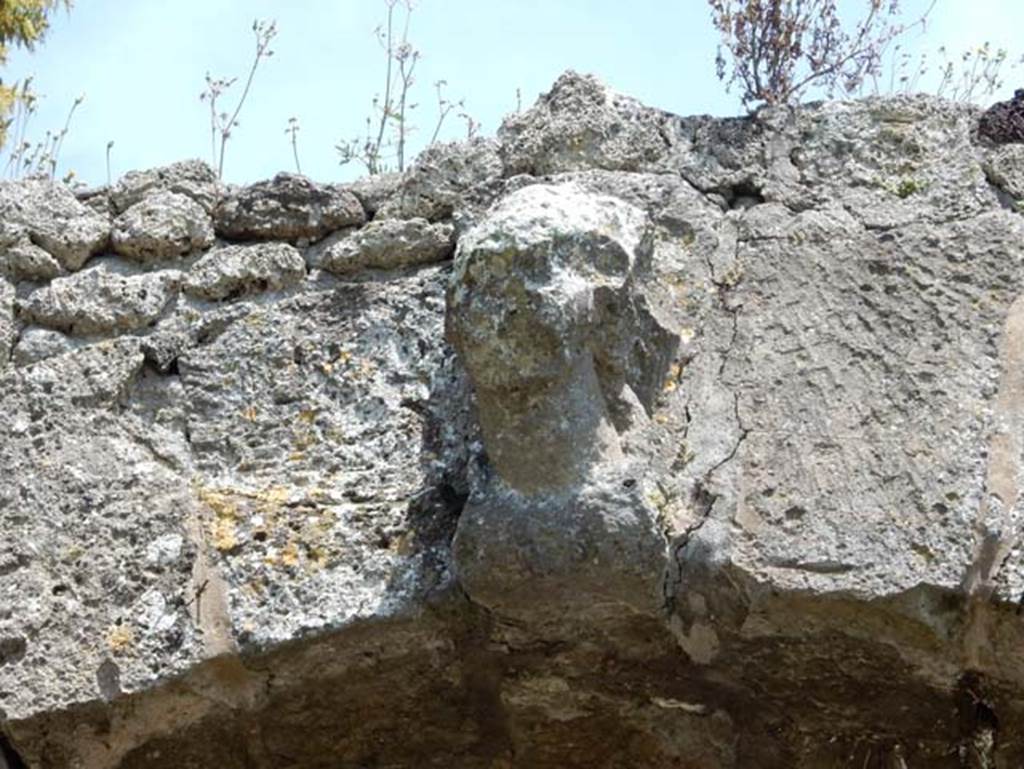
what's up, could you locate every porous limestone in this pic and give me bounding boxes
[0,179,109,270]
[214,172,366,241]
[183,242,306,300]
[320,218,455,274]
[4,73,1024,768]
[111,190,215,261]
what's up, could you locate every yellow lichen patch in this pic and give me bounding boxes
[662,363,683,393]
[197,487,240,519]
[298,409,317,424]
[196,486,242,552]
[210,517,239,552]
[256,485,289,510]
[280,540,300,568]
[194,481,344,571]
[106,625,135,654]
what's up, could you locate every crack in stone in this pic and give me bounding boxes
[662,392,749,615]
[960,292,1024,671]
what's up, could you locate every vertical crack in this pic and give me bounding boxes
[662,392,749,614]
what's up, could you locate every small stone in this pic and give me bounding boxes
[344,172,404,217]
[0,238,64,282]
[376,139,503,222]
[19,263,182,335]
[214,173,366,241]
[321,218,455,275]
[11,327,78,366]
[111,159,222,214]
[978,88,1024,145]
[0,179,110,271]
[184,242,306,300]
[111,190,215,262]
[498,70,677,176]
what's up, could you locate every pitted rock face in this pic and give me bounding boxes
[19,263,182,336]
[111,190,215,261]
[11,71,1024,768]
[184,242,305,300]
[449,184,654,387]
[321,217,455,275]
[110,159,222,215]
[0,179,109,271]
[0,276,13,372]
[448,182,659,489]
[447,182,673,622]
[214,172,366,241]
[498,70,679,175]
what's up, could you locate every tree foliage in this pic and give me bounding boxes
[708,0,933,108]
[0,0,68,148]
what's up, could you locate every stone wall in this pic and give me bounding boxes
[3,71,1024,767]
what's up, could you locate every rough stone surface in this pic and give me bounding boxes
[184,242,306,300]
[343,171,404,217]
[11,327,79,366]
[214,173,366,242]
[0,179,109,271]
[111,190,215,261]
[110,159,222,214]
[376,138,504,223]
[0,237,64,282]
[499,70,680,176]
[6,72,1024,768]
[0,276,13,371]
[18,261,181,335]
[321,218,455,274]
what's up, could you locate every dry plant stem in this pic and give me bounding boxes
[395,42,417,171]
[286,117,301,175]
[370,0,398,175]
[459,111,479,140]
[49,94,82,180]
[200,20,276,180]
[430,80,456,145]
[206,83,218,169]
[218,23,275,178]
[785,0,933,101]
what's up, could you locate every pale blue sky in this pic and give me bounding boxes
[2,0,1020,186]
